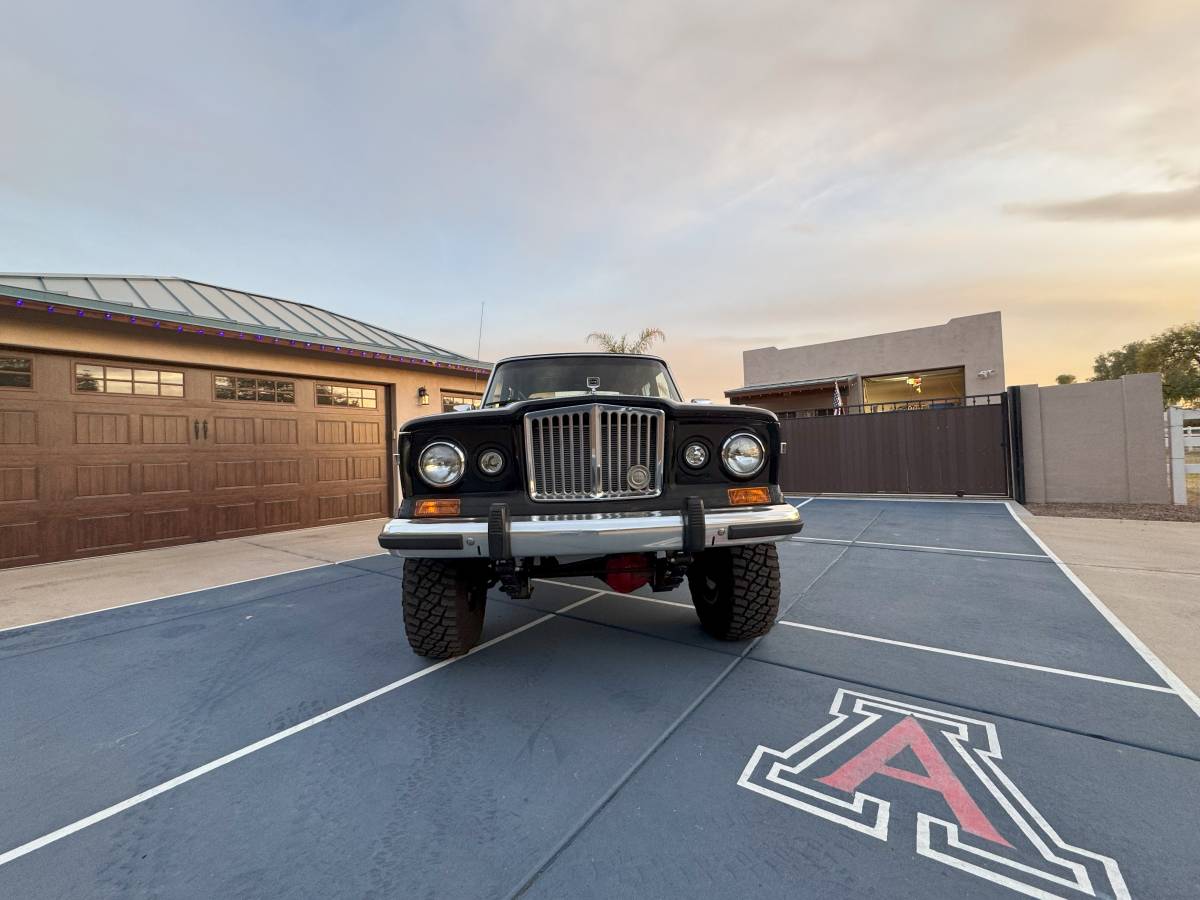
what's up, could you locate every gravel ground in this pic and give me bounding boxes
[1025,501,1200,522]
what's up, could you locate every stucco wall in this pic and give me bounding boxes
[1019,374,1169,504]
[741,312,1005,396]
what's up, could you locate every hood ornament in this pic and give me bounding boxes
[586,376,600,394]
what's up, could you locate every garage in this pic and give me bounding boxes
[0,274,491,569]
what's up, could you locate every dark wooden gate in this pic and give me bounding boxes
[776,394,1010,496]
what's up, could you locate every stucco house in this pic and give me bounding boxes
[725,312,1005,415]
[0,274,490,568]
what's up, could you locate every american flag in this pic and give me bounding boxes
[833,380,843,415]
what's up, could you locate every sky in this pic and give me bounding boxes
[2,0,1197,401]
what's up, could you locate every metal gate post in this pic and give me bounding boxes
[1007,386,1025,504]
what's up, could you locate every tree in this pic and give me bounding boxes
[586,328,666,354]
[1091,322,1199,406]
[1092,341,1144,381]
[1055,374,1077,385]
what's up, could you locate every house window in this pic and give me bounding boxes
[214,375,295,403]
[76,363,184,397]
[316,383,378,409]
[441,392,482,413]
[0,356,32,388]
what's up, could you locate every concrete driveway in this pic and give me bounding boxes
[1,499,1197,898]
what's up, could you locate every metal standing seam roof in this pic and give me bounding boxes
[0,274,489,371]
[724,374,858,396]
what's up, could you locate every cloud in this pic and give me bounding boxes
[1006,183,1200,221]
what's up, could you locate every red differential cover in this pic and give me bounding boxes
[602,553,652,593]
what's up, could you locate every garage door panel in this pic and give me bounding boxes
[141,508,194,544]
[350,455,383,481]
[213,417,255,444]
[214,460,257,490]
[261,418,298,444]
[351,421,380,445]
[0,409,38,444]
[74,412,130,445]
[317,494,350,522]
[316,420,347,445]
[140,413,190,445]
[75,513,135,553]
[317,457,349,482]
[350,489,385,518]
[0,466,38,502]
[75,464,132,498]
[141,461,191,494]
[262,498,302,529]
[261,458,301,486]
[214,502,258,536]
[0,521,41,563]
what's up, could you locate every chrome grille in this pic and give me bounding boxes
[524,403,665,501]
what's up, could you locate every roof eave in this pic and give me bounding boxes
[0,283,491,374]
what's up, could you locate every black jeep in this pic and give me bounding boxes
[378,353,802,657]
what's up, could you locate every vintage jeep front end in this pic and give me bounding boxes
[379,353,802,657]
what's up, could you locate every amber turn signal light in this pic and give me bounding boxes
[727,486,771,506]
[414,498,461,517]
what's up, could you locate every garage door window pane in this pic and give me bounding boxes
[161,384,184,397]
[0,356,32,388]
[219,375,295,403]
[317,383,376,409]
[74,363,183,397]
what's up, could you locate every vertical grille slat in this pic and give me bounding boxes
[524,403,664,501]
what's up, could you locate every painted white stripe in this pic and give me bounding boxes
[785,495,1009,504]
[774,620,1175,693]
[789,535,1049,560]
[0,591,604,869]
[791,497,816,508]
[0,564,333,634]
[535,578,693,608]
[1004,502,1200,719]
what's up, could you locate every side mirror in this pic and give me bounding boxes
[452,403,473,412]
[690,398,714,405]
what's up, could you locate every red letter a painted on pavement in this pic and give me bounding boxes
[817,716,1011,847]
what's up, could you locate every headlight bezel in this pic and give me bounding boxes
[720,432,766,479]
[417,440,467,487]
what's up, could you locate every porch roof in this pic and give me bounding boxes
[724,374,858,398]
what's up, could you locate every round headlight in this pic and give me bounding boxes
[683,442,708,468]
[478,449,505,476]
[418,441,465,486]
[720,433,765,478]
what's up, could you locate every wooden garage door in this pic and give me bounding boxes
[0,349,390,569]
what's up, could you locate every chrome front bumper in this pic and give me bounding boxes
[378,502,802,559]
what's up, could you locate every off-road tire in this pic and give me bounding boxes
[687,543,780,641]
[402,559,489,658]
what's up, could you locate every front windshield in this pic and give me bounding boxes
[484,357,681,407]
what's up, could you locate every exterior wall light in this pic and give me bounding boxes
[417,386,430,406]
